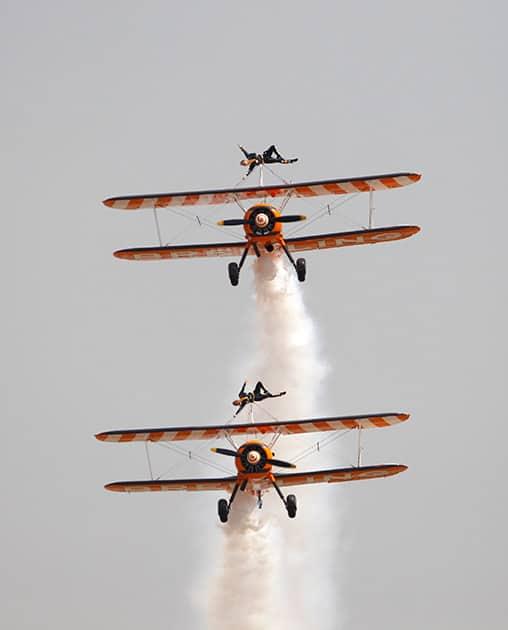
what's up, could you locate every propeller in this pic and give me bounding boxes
[211,447,296,469]
[268,458,296,469]
[217,215,306,227]
[217,219,249,226]
[277,214,307,223]
[211,447,239,457]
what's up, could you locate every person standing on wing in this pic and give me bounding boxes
[239,145,298,178]
[233,381,287,416]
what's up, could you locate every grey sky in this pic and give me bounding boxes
[2,1,507,628]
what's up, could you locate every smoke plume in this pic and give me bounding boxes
[208,254,341,630]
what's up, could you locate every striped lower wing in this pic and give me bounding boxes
[113,226,420,261]
[286,226,420,252]
[103,173,421,210]
[105,465,407,493]
[105,477,237,493]
[95,413,409,443]
[114,242,246,261]
[274,464,407,487]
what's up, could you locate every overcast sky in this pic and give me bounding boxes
[2,1,508,629]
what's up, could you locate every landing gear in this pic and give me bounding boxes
[218,482,242,523]
[271,478,297,519]
[228,262,239,286]
[218,498,229,523]
[281,242,306,283]
[228,245,251,286]
[296,258,306,282]
[286,494,297,518]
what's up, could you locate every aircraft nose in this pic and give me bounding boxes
[254,213,269,228]
[246,450,262,465]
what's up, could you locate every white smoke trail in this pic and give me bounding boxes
[207,493,288,630]
[209,254,343,630]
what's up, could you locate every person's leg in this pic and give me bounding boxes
[253,381,264,397]
[267,145,285,161]
[255,382,273,401]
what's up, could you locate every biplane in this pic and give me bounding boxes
[103,171,421,286]
[96,411,409,523]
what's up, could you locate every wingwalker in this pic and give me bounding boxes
[103,146,421,286]
[96,384,410,523]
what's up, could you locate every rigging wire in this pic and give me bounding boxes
[227,402,355,464]
[249,401,280,422]
[285,192,363,238]
[290,428,354,464]
[154,441,233,477]
[155,169,366,247]
[162,221,197,246]
[264,163,292,185]
[164,205,244,241]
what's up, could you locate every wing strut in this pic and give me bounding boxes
[144,442,154,479]
[153,209,163,246]
[357,427,363,467]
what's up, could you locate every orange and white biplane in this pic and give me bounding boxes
[96,411,409,522]
[103,172,421,285]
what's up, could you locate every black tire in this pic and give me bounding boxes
[218,498,229,523]
[286,494,297,518]
[296,258,306,282]
[228,262,239,286]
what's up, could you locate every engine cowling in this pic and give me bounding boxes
[244,205,280,237]
[236,441,273,473]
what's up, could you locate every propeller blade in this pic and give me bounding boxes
[277,214,307,223]
[267,458,296,469]
[217,219,249,226]
[211,447,240,457]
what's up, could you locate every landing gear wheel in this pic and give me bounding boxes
[218,498,229,523]
[228,262,239,286]
[296,258,306,282]
[286,494,297,518]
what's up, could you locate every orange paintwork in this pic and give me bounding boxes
[241,204,286,252]
[103,173,422,210]
[104,462,407,494]
[95,413,410,443]
[109,438,405,498]
[100,421,410,498]
[235,440,274,474]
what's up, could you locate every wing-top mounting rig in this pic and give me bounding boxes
[103,150,421,285]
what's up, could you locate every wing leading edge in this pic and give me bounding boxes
[104,173,421,210]
[104,464,407,493]
[95,412,409,443]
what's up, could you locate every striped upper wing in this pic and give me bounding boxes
[104,464,406,493]
[95,413,409,443]
[103,173,421,210]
